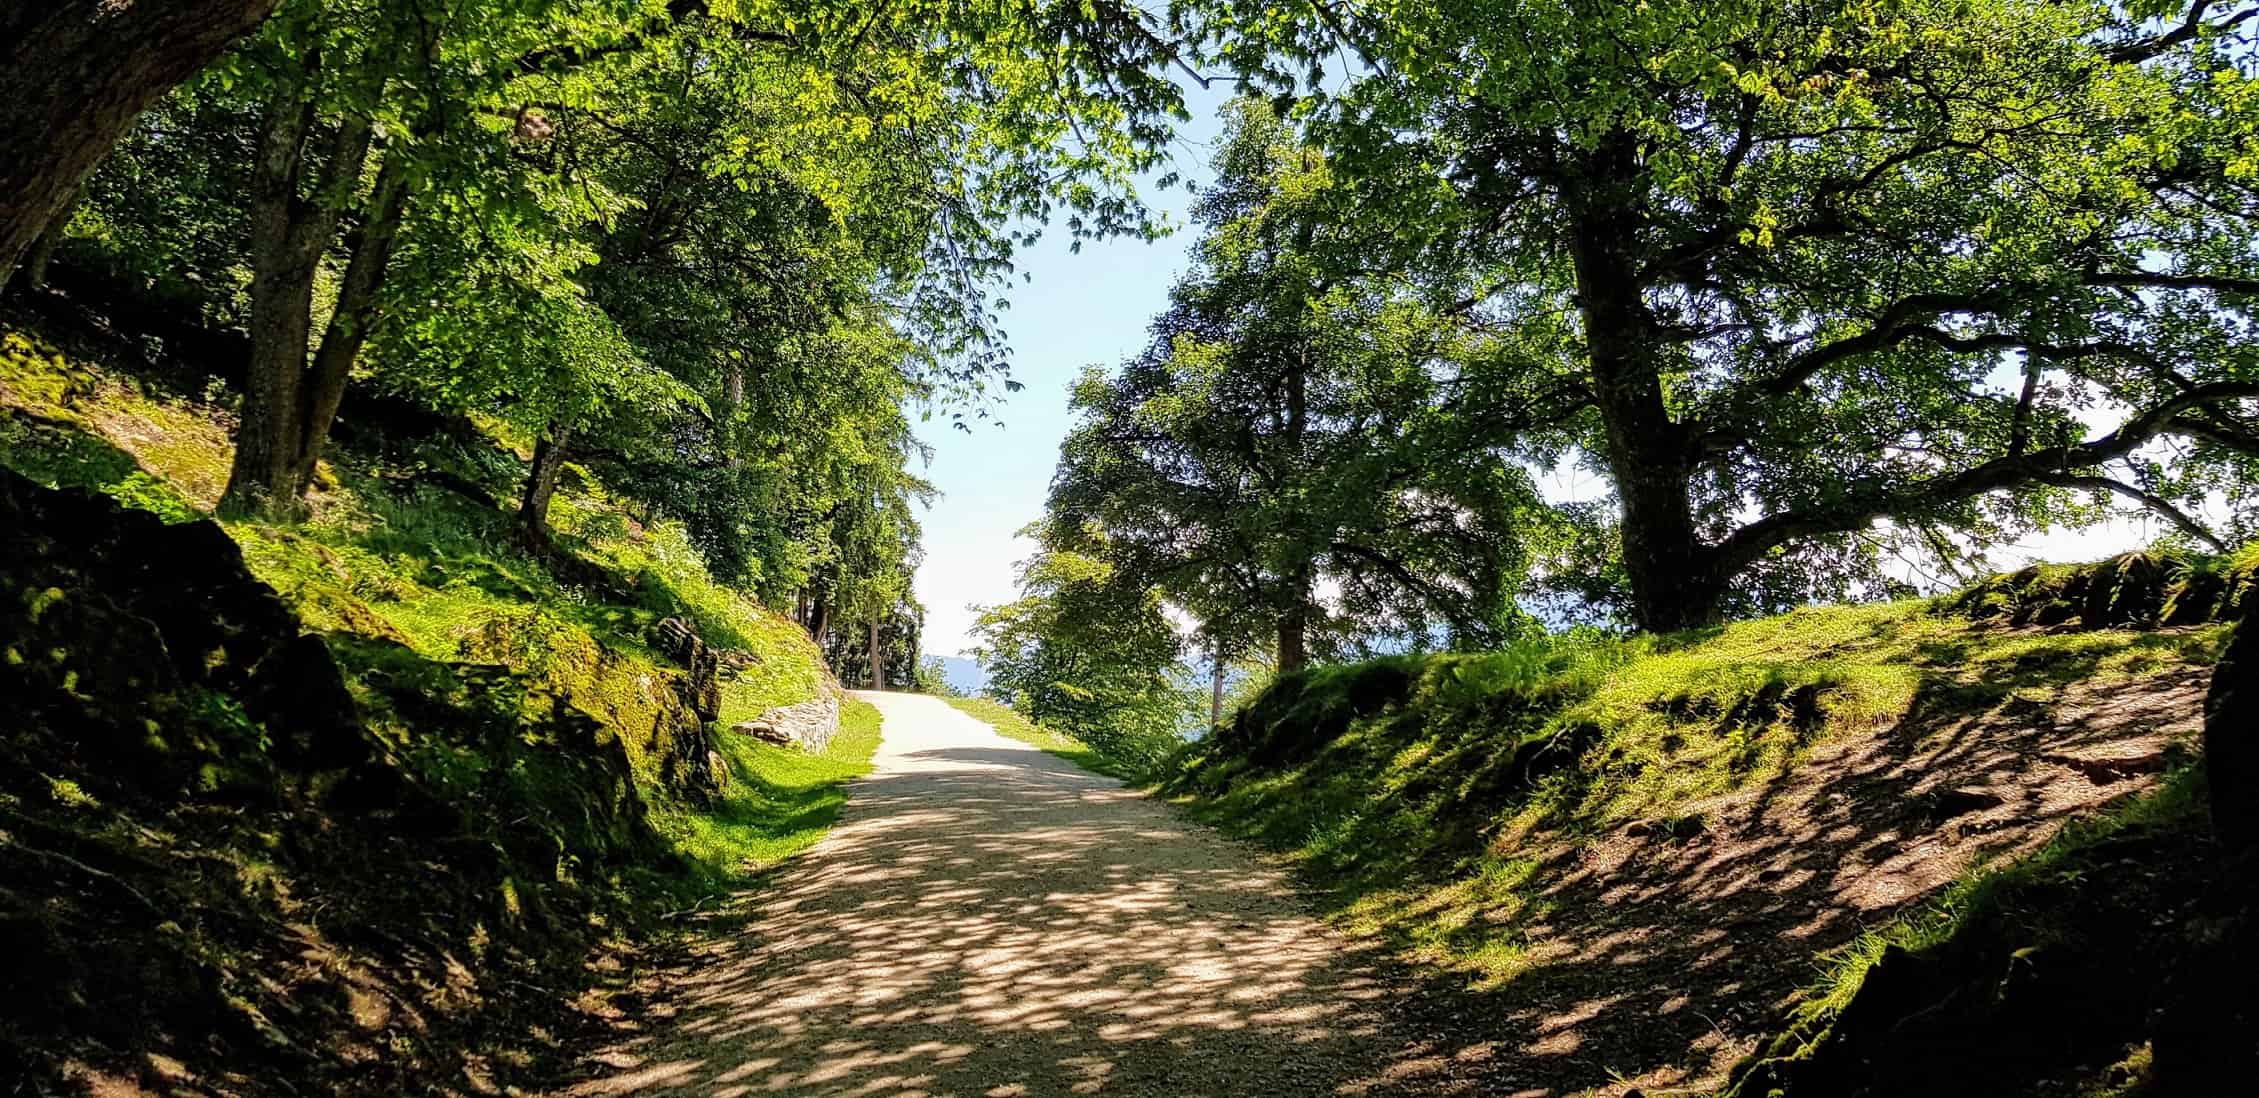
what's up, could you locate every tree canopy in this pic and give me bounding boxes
[1177,0,2259,630]
[1050,100,1552,670]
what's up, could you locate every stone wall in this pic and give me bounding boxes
[731,689,842,754]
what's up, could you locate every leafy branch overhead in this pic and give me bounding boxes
[1173,0,2259,630]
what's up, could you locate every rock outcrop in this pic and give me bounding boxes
[732,690,841,754]
[0,465,664,1093]
[651,614,723,722]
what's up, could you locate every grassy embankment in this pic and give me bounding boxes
[1171,588,2231,972]
[941,695,1149,781]
[0,320,877,884]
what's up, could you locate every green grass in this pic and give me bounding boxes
[1,317,854,893]
[1161,596,2230,987]
[942,695,1151,782]
[653,698,883,881]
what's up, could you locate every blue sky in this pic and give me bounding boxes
[912,85,1233,656]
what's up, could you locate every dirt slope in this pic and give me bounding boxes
[1478,666,2206,1094]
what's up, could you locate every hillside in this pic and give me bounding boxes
[0,306,878,1092]
[1133,558,2253,1096]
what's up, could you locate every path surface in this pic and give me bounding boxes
[568,692,1467,1097]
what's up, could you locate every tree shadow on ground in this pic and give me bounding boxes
[1449,660,2212,1096]
[567,730,1501,1098]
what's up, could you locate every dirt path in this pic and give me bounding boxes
[566,692,1469,1097]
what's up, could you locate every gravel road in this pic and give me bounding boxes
[565,691,1468,1097]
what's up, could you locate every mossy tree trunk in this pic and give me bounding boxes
[292,149,412,497]
[518,424,573,546]
[222,50,376,517]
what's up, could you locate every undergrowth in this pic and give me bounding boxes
[659,698,882,881]
[1,318,846,886]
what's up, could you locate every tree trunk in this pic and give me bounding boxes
[1565,132,1722,633]
[1275,336,1314,674]
[2207,605,2257,856]
[868,617,883,690]
[812,597,831,658]
[292,147,412,495]
[0,0,279,277]
[1277,562,1313,674]
[519,425,573,544]
[1278,605,1309,674]
[7,185,80,295]
[1210,638,1226,727]
[221,66,374,517]
[723,361,745,469]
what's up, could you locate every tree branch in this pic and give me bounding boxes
[1709,381,2259,575]
[2106,2,2259,64]
[2037,473,2226,551]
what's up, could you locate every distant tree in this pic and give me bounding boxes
[971,542,1192,767]
[1050,101,1550,671]
[1196,0,2259,631]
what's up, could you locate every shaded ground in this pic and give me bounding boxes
[1474,663,2210,1095]
[563,692,1487,1097]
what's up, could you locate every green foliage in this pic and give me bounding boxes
[1049,99,1552,663]
[970,541,1195,774]
[38,0,1211,659]
[1182,0,2259,630]
[914,655,961,696]
[0,326,845,883]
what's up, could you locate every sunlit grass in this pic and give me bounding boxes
[941,695,1150,782]
[654,699,882,880]
[2,322,856,890]
[1160,595,2229,988]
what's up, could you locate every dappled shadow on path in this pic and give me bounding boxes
[566,696,1487,1097]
